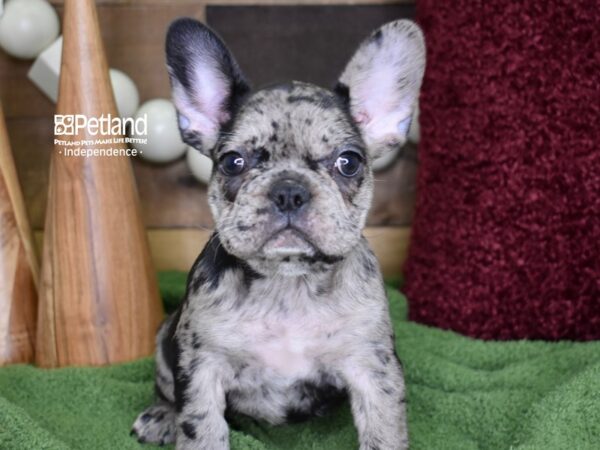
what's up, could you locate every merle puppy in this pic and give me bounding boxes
[132,18,425,450]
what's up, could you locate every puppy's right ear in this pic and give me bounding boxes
[166,18,250,156]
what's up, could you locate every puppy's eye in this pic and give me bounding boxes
[335,152,362,177]
[219,152,246,176]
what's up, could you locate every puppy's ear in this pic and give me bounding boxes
[166,18,250,156]
[336,20,425,159]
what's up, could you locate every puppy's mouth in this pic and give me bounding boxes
[260,226,317,259]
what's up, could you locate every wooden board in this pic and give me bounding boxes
[0,104,38,365]
[49,1,413,5]
[206,4,415,89]
[36,226,410,279]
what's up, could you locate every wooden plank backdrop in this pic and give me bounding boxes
[35,226,410,278]
[2,0,417,276]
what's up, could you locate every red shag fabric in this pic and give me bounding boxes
[403,0,600,340]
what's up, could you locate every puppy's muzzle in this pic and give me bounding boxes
[268,178,311,215]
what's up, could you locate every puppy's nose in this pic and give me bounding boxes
[269,179,311,213]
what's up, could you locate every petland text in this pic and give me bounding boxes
[54,113,147,136]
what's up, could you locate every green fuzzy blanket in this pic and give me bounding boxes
[1,272,599,449]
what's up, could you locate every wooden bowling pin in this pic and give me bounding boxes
[0,102,39,365]
[35,0,163,367]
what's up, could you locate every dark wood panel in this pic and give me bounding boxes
[2,3,207,228]
[3,3,417,229]
[0,3,204,119]
[133,158,215,228]
[6,118,52,228]
[0,58,55,119]
[369,144,417,226]
[206,4,415,89]
[48,1,412,4]
[5,117,217,229]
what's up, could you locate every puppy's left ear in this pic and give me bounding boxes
[166,18,250,156]
[337,20,425,158]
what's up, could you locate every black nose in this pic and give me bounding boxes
[269,179,311,213]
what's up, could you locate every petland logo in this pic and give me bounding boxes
[53,114,148,157]
[54,114,147,136]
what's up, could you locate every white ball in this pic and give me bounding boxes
[109,69,139,119]
[186,147,213,184]
[0,0,60,59]
[134,99,187,163]
[408,102,420,144]
[372,146,401,172]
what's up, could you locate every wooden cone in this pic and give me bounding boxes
[0,103,39,365]
[36,0,163,367]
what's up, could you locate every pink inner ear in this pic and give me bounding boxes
[191,61,231,126]
[218,110,231,124]
[353,110,371,125]
[363,71,397,114]
[352,63,414,146]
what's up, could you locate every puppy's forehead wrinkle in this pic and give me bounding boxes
[217,81,364,161]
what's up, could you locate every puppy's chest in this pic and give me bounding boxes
[202,295,349,378]
[240,315,340,377]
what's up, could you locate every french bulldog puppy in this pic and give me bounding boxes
[132,17,425,450]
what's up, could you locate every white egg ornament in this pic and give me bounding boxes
[134,99,187,163]
[109,69,139,119]
[0,0,59,59]
[186,147,213,184]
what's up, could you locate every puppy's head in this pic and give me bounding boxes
[166,19,425,275]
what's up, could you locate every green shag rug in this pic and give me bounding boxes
[1,272,600,449]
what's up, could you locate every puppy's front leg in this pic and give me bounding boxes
[343,348,408,450]
[175,351,232,450]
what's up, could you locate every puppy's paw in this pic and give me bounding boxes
[131,402,176,446]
